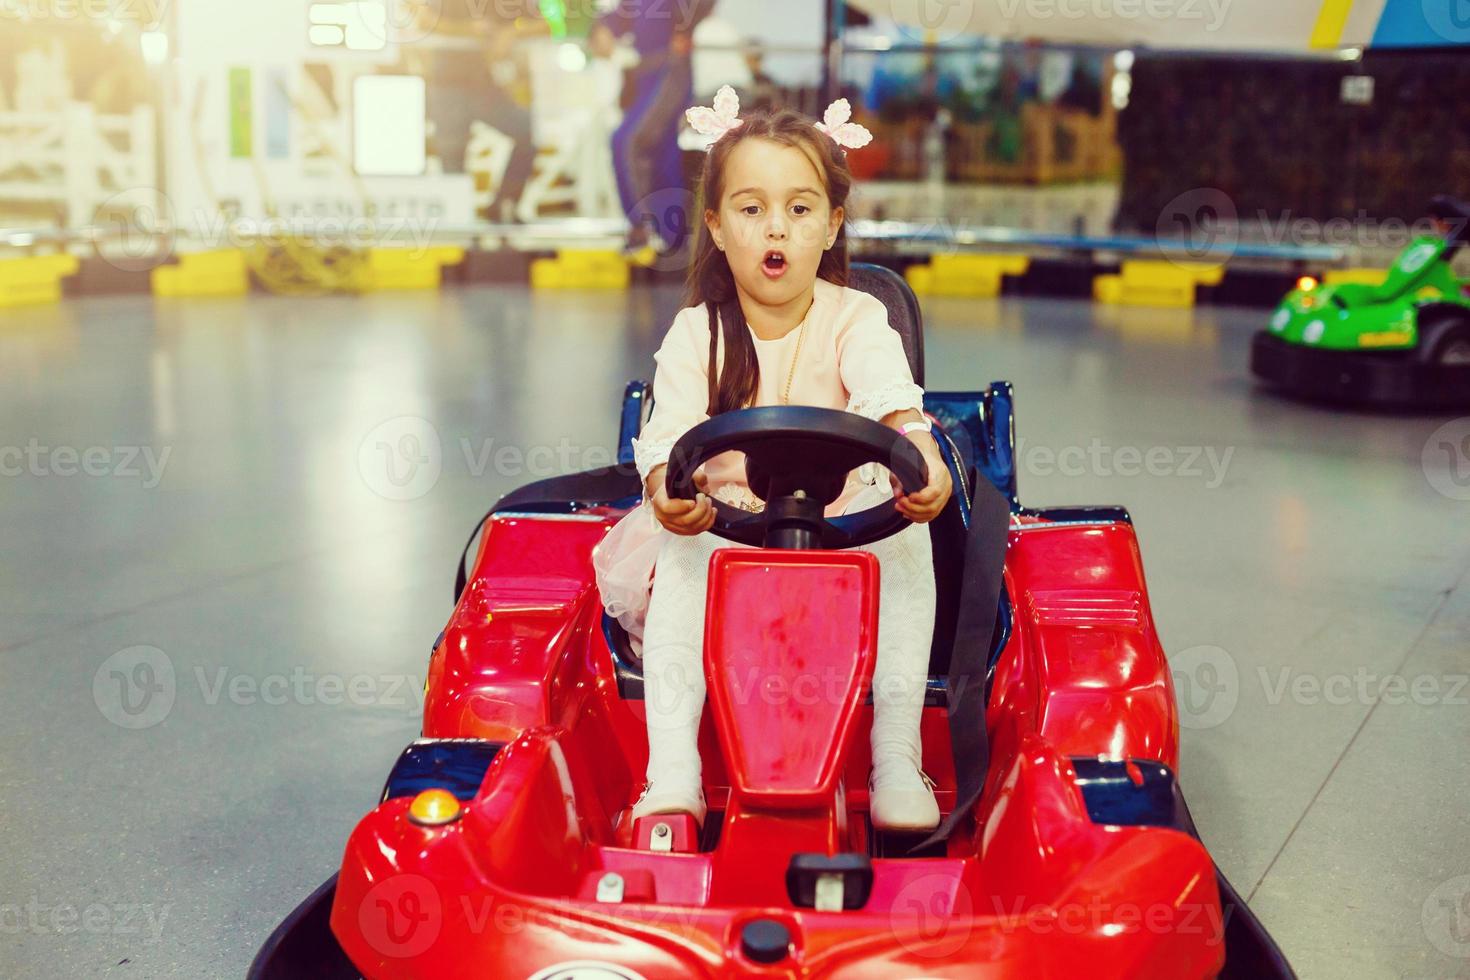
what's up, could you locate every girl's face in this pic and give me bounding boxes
[705,137,844,311]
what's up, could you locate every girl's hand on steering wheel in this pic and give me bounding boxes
[890,435,952,524]
[647,464,715,536]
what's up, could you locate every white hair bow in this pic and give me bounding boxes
[814,98,873,150]
[685,85,874,151]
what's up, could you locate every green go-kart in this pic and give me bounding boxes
[1251,195,1470,408]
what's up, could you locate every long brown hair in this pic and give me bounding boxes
[684,109,854,416]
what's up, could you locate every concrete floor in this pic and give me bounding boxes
[1,283,1467,980]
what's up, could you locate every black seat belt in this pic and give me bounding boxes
[911,475,1011,853]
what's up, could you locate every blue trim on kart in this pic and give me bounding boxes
[1072,758,1182,826]
[617,381,650,466]
[380,738,506,803]
[1069,757,1297,980]
[925,384,1019,511]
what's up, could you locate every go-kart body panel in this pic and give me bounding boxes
[329,729,1222,980]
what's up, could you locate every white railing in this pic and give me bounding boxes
[0,103,160,228]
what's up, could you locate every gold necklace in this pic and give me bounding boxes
[781,317,808,405]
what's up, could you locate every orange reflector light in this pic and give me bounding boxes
[408,789,462,827]
[1297,276,1318,292]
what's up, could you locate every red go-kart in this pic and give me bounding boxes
[250,265,1293,979]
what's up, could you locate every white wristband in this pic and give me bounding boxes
[899,420,932,437]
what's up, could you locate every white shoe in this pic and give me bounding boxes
[630,780,707,828]
[869,761,940,832]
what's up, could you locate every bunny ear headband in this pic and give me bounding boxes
[685,85,873,151]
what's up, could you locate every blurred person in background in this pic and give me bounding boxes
[410,1,543,221]
[591,0,717,254]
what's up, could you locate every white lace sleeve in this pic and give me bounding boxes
[632,435,679,484]
[846,380,925,422]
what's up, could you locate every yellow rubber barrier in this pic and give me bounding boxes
[905,254,1030,298]
[531,249,631,290]
[362,246,466,292]
[152,249,250,298]
[1324,268,1387,287]
[1094,260,1224,308]
[0,253,80,307]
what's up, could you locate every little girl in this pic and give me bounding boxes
[594,87,953,832]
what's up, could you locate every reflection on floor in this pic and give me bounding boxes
[1,284,1466,979]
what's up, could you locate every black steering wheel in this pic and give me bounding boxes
[665,406,930,550]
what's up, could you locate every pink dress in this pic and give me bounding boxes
[593,276,925,643]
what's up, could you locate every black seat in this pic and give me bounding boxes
[606,263,996,702]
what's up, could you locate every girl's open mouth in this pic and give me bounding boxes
[760,250,788,280]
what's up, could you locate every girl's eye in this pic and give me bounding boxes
[792,205,810,216]
[741,206,760,216]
